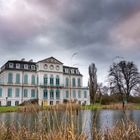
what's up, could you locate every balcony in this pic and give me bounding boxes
[40,84,64,89]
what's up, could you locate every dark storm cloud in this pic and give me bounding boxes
[0,0,140,84]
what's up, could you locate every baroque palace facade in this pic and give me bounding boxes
[0,57,90,106]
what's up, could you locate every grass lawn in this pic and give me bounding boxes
[81,104,102,110]
[0,106,19,113]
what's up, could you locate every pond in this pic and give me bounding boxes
[0,110,140,139]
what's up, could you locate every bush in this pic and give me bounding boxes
[101,95,121,105]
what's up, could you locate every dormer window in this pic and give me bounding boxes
[31,65,35,70]
[65,68,69,73]
[71,69,74,74]
[9,63,13,68]
[24,64,28,69]
[16,63,20,69]
[76,70,79,74]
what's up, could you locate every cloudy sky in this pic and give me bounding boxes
[0,0,140,86]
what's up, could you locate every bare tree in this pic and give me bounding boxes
[89,63,98,104]
[109,60,140,106]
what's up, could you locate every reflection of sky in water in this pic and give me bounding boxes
[0,110,140,139]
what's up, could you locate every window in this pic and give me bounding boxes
[31,65,35,70]
[56,89,60,99]
[65,68,69,73]
[8,88,12,97]
[84,91,87,98]
[15,101,19,106]
[16,73,20,84]
[31,89,35,98]
[8,73,13,84]
[78,78,81,87]
[78,90,81,98]
[7,101,11,106]
[50,75,54,85]
[71,69,74,74]
[43,90,48,99]
[0,88,2,97]
[24,74,28,84]
[44,74,48,85]
[50,90,54,99]
[66,91,69,98]
[56,75,60,86]
[15,88,20,97]
[16,63,20,69]
[9,63,14,68]
[24,64,28,69]
[31,75,35,85]
[66,78,69,87]
[72,78,76,87]
[50,101,53,105]
[24,89,28,97]
[73,90,76,98]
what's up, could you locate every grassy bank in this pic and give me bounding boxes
[1,103,140,113]
[0,106,19,113]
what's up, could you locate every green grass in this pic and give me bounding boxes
[130,104,140,110]
[0,106,19,113]
[81,104,102,110]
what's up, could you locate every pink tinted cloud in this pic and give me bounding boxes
[110,10,140,50]
[0,0,57,43]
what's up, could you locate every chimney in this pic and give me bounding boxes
[21,58,25,61]
[29,59,33,62]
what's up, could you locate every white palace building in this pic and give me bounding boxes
[0,57,90,106]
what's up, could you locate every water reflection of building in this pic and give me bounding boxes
[0,57,90,106]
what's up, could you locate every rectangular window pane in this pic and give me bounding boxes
[8,88,12,97]
[50,90,54,99]
[73,90,76,98]
[66,91,69,98]
[0,88,2,97]
[32,75,35,85]
[31,89,35,98]
[15,88,20,97]
[56,90,60,99]
[16,74,20,84]
[78,91,81,98]
[24,89,28,97]
[44,90,48,99]
[8,73,13,83]
[84,91,87,98]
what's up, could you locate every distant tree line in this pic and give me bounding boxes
[88,60,140,107]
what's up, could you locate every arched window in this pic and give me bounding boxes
[66,77,69,87]
[43,89,48,99]
[8,73,13,83]
[24,74,28,84]
[44,74,48,85]
[16,73,20,84]
[31,75,35,85]
[50,75,54,85]
[56,75,60,86]
[78,78,81,87]
[72,78,76,87]
[56,89,60,99]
